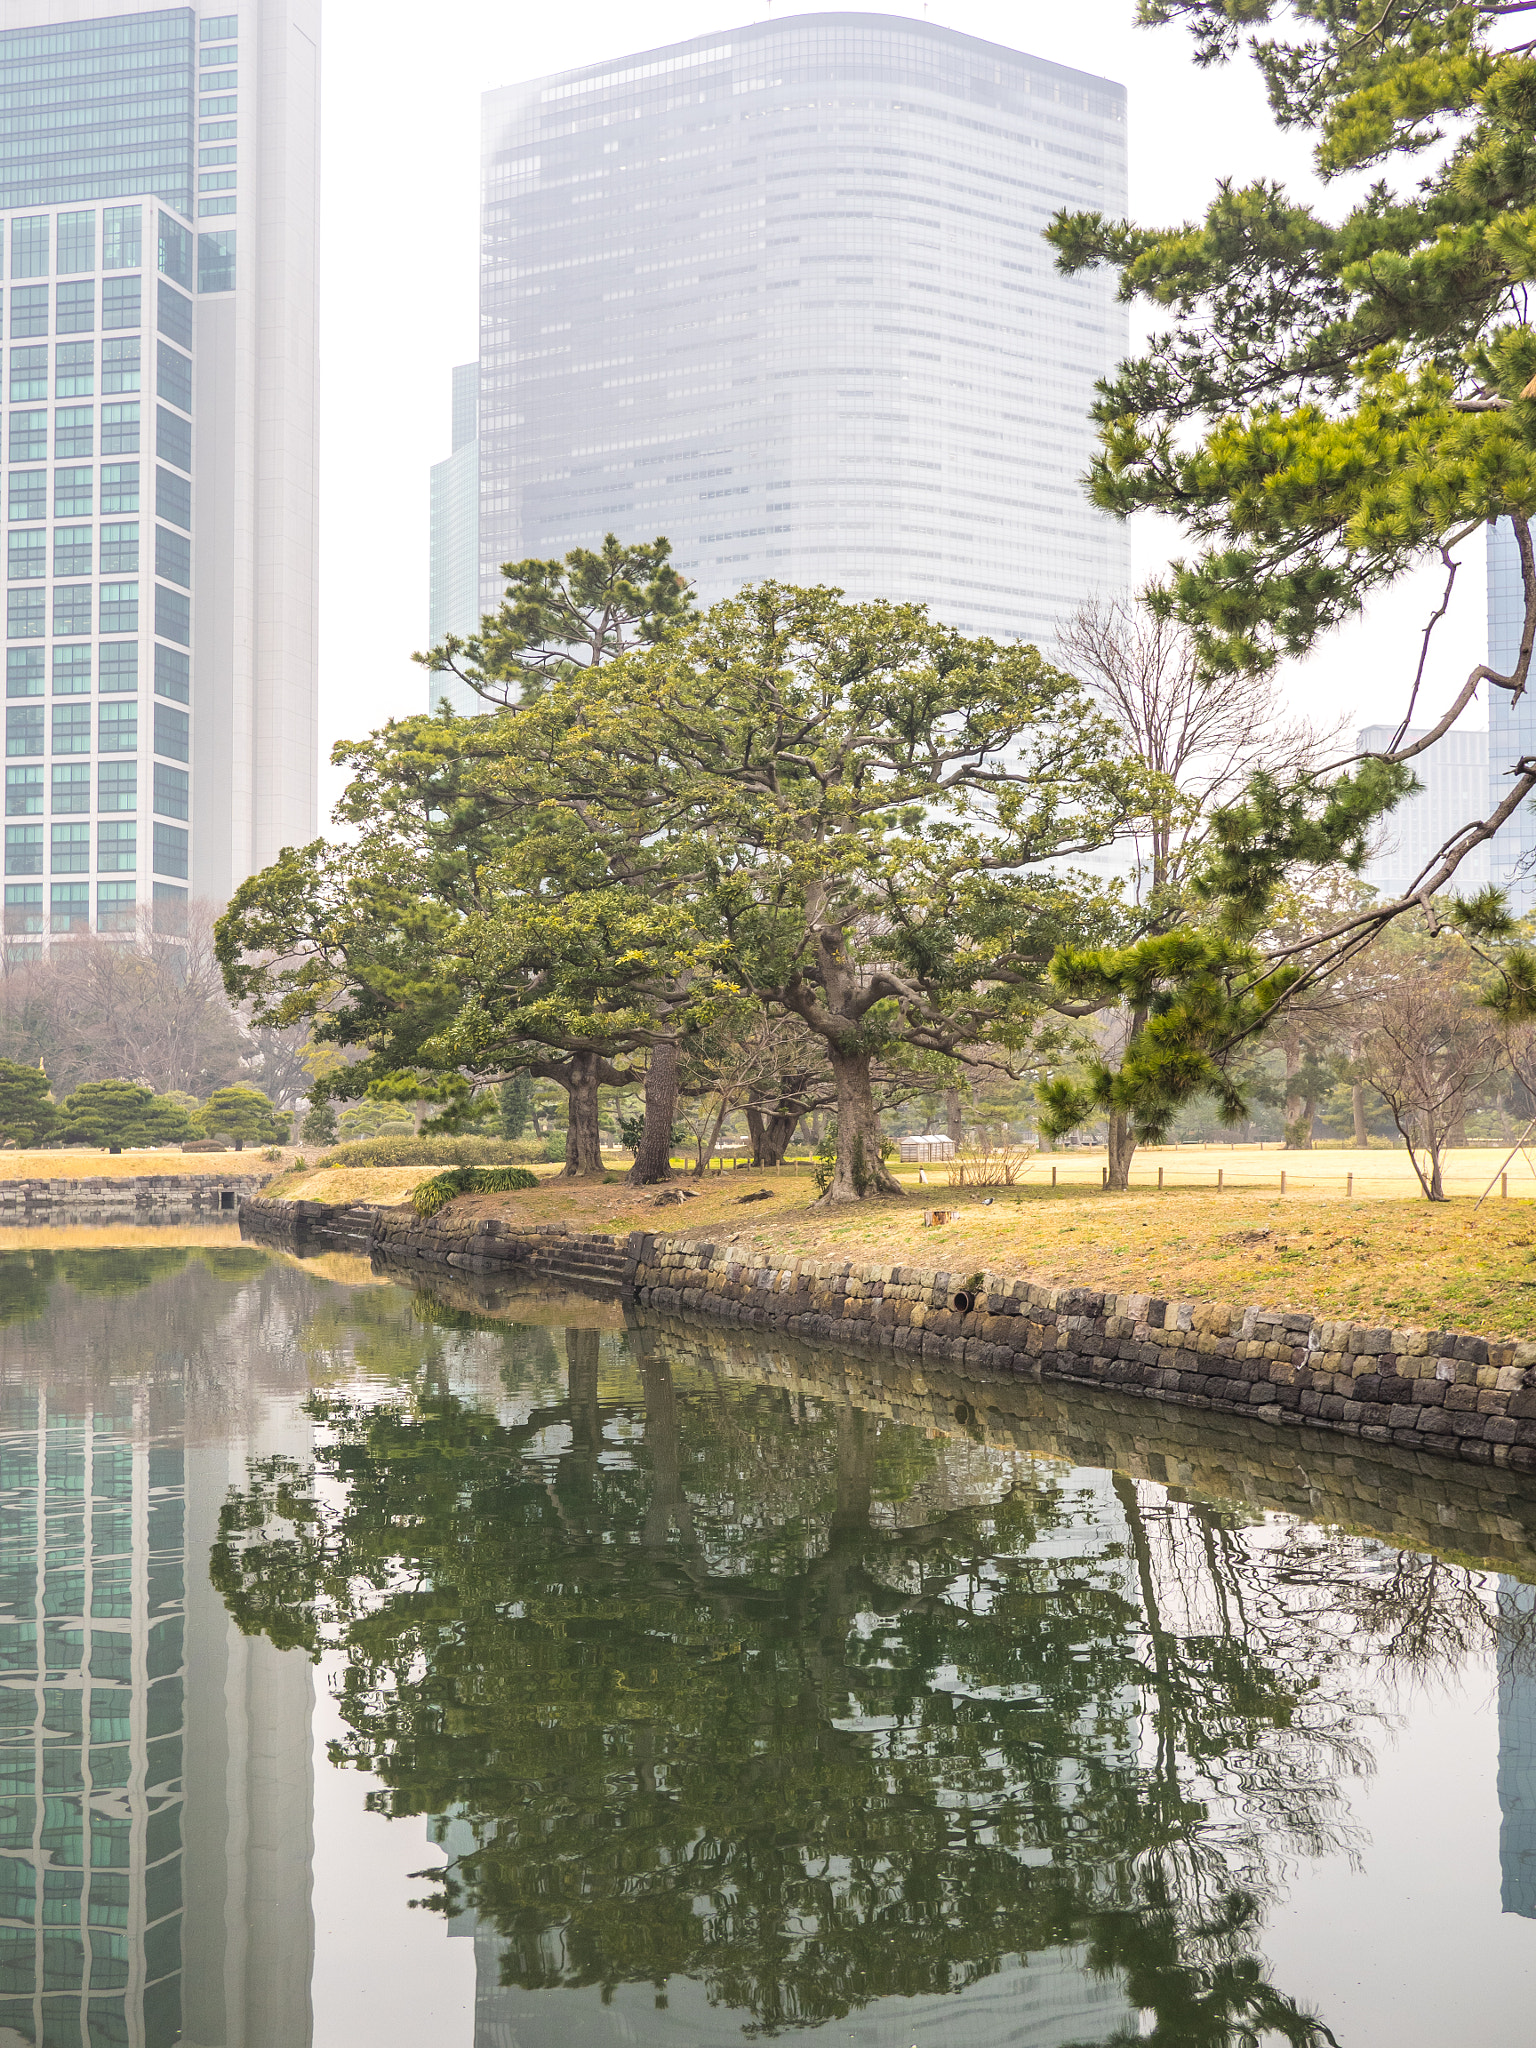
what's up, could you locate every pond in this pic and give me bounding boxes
[1,1238,1535,2047]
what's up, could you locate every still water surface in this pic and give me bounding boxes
[1,1238,1535,2046]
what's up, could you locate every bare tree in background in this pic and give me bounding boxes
[1361,949,1503,1199]
[1058,599,1332,904]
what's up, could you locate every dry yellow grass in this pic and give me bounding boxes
[273,1164,445,1206]
[0,1146,291,1179]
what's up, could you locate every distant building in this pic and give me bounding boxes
[428,362,482,716]
[460,12,1129,673]
[1487,519,1536,914]
[899,1134,956,1163]
[1356,724,1490,900]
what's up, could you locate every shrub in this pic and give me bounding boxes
[410,1165,540,1217]
[300,1101,337,1145]
[543,1130,567,1163]
[318,1136,540,1169]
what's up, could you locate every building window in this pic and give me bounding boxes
[154,586,189,647]
[103,208,142,274]
[102,524,139,576]
[6,531,44,582]
[103,340,140,394]
[156,344,192,416]
[155,526,189,588]
[8,412,46,464]
[97,821,135,874]
[99,761,137,813]
[99,584,138,636]
[53,587,92,637]
[201,15,238,39]
[55,408,94,460]
[52,527,92,579]
[6,648,43,704]
[56,344,94,399]
[198,197,238,218]
[157,214,192,292]
[155,467,189,530]
[152,880,187,932]
[11,218,49,282]
[51,646,90,695]
[97,881,136,933]
[10,286,48,339]
[52,764,89,814]
[200,95,238,120]
[5,705,41,757]
[99,643,137,693]
[9,347,47,402]
[5,826,42,876]
[5,883,42,936]
[6,593,43,641]
[50,882,88,934]
[52,703,90,755]
[102,406,141,458]
[200,147,237,167]
[102,465,140,516]
[5,767,41,817]
[199,172,237,192]
[156,283,193,351]
[56,282,95,337]
[197,231,236,295]
[154,646,189,703]
[200,122,237,143]
[51,822,89,873]
[152,822,187,880]
[102,277,141,334]
[99,702,138,755]
[7,474,44,523]
[6,651,41,698]
[56,213,96,278]
[152,703,188,762]
[53,469,92,519]
[155,407,190,472]
[152,762,187,819]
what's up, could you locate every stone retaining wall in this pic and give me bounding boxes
[0,1172,269,1213]
[630,1233,1536,1476]
[238,1198,1536,1476]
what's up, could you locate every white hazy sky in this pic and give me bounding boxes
[317,0,1486,811]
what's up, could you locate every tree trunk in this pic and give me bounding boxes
[627,1038,679,1185]
[1352,1081,1368,1149]
[565,1327,601,1455]
[823,1047,902,1201]
[761,1106,801,1165]
[560,1050,606,1177]
[745,1105,766,1167]
[945,1085,963,1147]
[1106,1110,1136,1192]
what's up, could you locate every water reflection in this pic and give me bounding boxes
[1,1248,1535,2045]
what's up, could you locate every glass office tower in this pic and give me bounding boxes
[473,13,1129,652]
[427,364,481,716]
[0,2,319,945]
[1356,723,1490,899]
[1488,517,1536,914]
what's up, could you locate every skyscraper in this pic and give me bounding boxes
[1488,518,1536,914]
[427,363,481,716]
[0,0,319,958]
[453,12,1127,680]
[1357,723,1490,900]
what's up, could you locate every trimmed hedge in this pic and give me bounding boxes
[410,1165,540,1218]
[320,1136,537,1170]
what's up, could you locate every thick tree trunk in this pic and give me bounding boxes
[945,1085,963,1147]
[627,1038,679,1185]
[560,1050,606,1177]
[1352,1082,1369,1148]
[1106,1111,1136,1192]
[748,1100,802,1166]
[823,1047,902,1201]
[745,1106,766,1167]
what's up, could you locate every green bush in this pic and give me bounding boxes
[318,1136,538,1169]
[410,1165,540,1218]
[543,1130,567,1163]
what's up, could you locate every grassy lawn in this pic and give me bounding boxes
[0,1147,290,1178]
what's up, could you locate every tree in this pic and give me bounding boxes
[541,583,1139,1199]
[1361,938,1503,1197]
[498,1071,530,1140]
[1034,0,1536,1158]
[299,1100,337,1147]
[196,1085,288,1149]
[53,1080,193,1149]
[414,531,693,710]
[0,1059,55,1147]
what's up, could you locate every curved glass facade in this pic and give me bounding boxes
[477,12,1129,646]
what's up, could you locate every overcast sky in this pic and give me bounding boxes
[316,0,1486,810]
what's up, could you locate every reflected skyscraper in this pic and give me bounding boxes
[1499,1578,1536,1919]
[0,1251,314,2048]
[438,11,1129,706]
